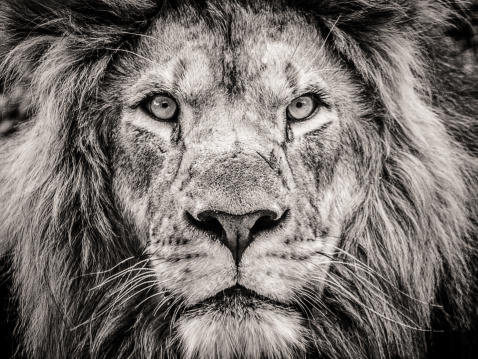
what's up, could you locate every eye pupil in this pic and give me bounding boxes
[296,102,303,109]
[161,102,169,109]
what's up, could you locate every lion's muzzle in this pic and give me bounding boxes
[180,148,291,266]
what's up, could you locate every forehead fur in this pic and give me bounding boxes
[1,0,473,79]
[119,5,341,99]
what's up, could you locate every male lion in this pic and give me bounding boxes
[0,1,477,358]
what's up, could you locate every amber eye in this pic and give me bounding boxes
[146,95,178,121]
[287,95,317,121]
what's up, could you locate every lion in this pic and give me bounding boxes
[0,0,477,358]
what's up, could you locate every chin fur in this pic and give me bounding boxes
[176,300,308,359]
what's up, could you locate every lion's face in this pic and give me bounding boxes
[111,5,367,358]
[1,0,476,358]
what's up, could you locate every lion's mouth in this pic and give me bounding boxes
[188,284,287,311]
[211,284,264,301]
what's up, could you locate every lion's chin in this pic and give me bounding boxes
[176,287,308,359]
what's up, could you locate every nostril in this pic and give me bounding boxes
[185,211,224,237]
[250,209,289,236]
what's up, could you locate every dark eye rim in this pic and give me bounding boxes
[142,93,179,122]
[286,93,327,122]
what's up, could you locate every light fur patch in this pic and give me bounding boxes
[176,304,308,359]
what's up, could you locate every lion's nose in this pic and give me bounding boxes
[187,209,288,265]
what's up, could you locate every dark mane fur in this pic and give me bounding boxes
[0,1,477,358]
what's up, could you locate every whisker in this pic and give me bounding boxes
[90,267,149,291]
[320,245,439,307]
[309,269,432,332]
[74,256,148,279]
[303,15,342,71]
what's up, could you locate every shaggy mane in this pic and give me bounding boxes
[0,1,477,358]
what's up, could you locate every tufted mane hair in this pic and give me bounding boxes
[0,0,477,358]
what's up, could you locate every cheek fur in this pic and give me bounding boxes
[112,122,168,194]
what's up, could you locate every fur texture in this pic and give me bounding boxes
[0,1,477,359]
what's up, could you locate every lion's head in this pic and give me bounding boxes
[0,1,477,359]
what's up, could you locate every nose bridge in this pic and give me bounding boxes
[187,100,267,154]
[185,148,286,216]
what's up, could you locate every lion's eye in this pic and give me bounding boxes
[146,95,178,121]
[287,95,318,121]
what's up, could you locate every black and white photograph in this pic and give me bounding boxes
[0,1,477,358]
